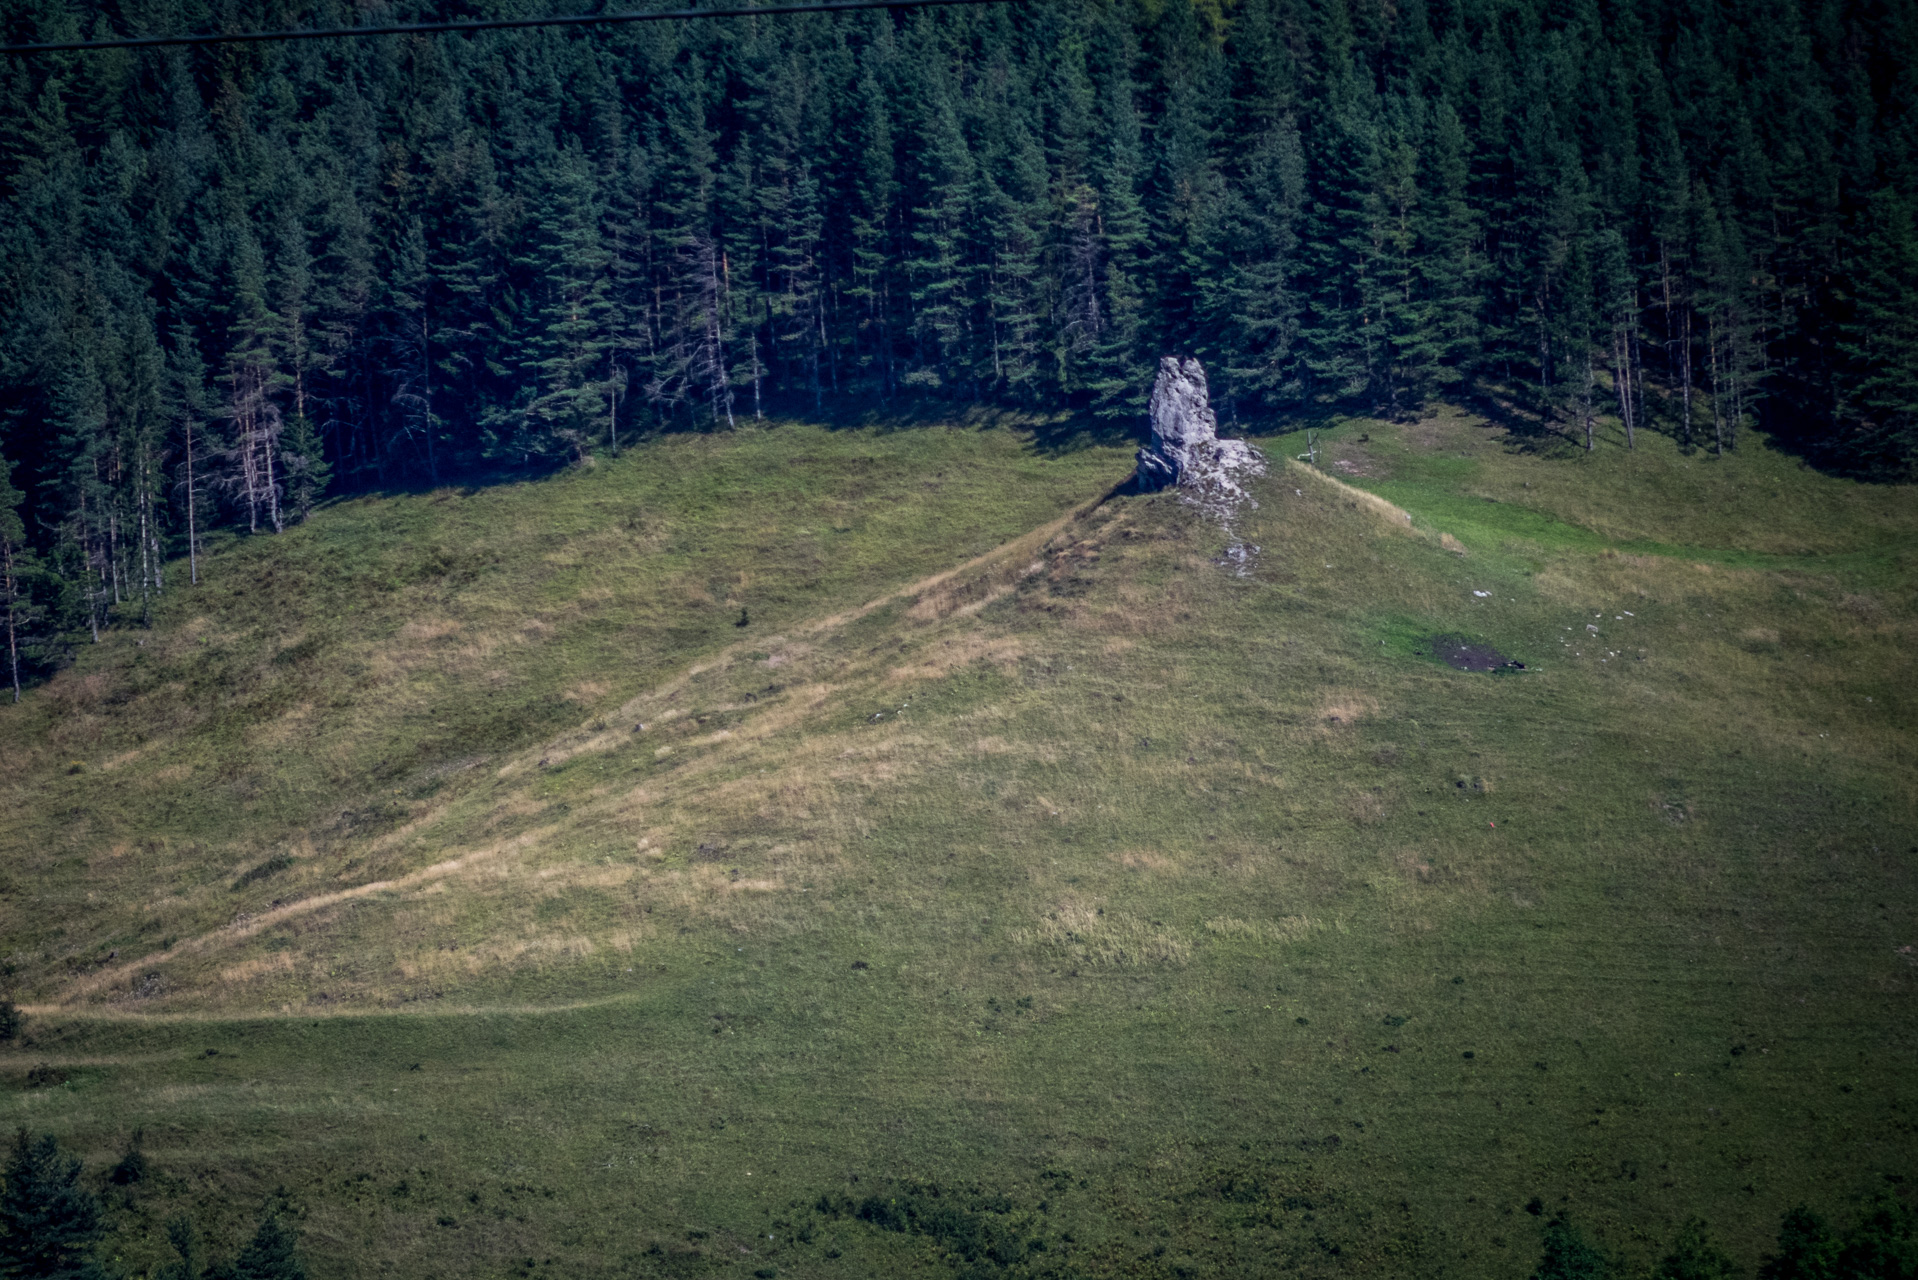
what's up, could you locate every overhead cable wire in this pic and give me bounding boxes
[0,0,1012,55]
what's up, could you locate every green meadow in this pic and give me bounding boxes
[2,411,1914,1278]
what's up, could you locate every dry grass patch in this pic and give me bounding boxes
[1316,693,1381,729]
[891,634,1026,682]
[1202,915,1327,943]
[218,951,301,986]
[1021,896,1191,969]
[1110,849,1180,873]
[1284,459,1418,533]
[1347,789,1389,826]
[397,617,464,643]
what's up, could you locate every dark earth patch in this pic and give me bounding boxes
[1418,633,1526,672]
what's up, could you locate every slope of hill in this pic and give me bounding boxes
[2,412,1914,1278]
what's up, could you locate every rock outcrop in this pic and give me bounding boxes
[1133,357,1266,518]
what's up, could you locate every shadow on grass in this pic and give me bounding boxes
[1755,391,1918,483]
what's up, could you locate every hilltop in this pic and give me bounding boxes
[1,411,1914,1278]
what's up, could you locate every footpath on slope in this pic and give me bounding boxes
[30,491,1121,1017]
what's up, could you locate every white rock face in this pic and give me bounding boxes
[1134,357,1266,518]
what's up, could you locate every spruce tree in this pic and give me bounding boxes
[231,1212,306,1280]
[1082,38,1150,419]
[1654,1219,1740,1280]
[1759,1207,1840,1280]
[0,1129,105,1280]
[157,1214,205,1280]
[1297,65,1382,405]
[522,143,613,461]
[1417,99,1483,384]
[844,63,900,396]
[1837,191,1918,475]
[1836,1197,1918,1279]
[1214,117,1305,414]
[900,49,977,396]
[1529,1215,1613,1280]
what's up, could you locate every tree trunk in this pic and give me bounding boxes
[3,539,18,703]
[1629,303,1646,443]
[138,491,151,625]
[1680,307,1693,450]
[265,420,283,533]
[421,313,436,485]
[1583,350,1595,452]
[1614,328,1635,450]
[1709,314,1725,457]
[751,330,763,422]
[185,420,199,586]
[608,361,622,454]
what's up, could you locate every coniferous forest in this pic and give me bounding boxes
[1,0,1915,677]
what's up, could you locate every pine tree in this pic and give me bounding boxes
[1082,36,1150,419]
[649,67,734,429]
[1362,97,1442,415]
[1417,99,1483,385]
[1298,65,1382,405]
[1144,0,1226,358]
[1836,191,1918,476]
[157,1214,206,1280]
[1758,1207,1840,1280]
[603,141,657,448]
[1653,1219,1739,1280]
[220,225,286,533]
[522,143,614,461]
[279,409,330,522]
[0,1129,105,1280]
[1594,225,1642,448]
[1213,116,1306,414]
[844,63,901,396]
[1529,1216,1613,1280]
[900,54,977,396]
[230,1212,306,1280]
[971,56,1048,401]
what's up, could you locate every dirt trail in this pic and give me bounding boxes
[37,488,1116,1019]
[614,501,1096,720]
[20,990,642,1024]
[42,829,554,1008]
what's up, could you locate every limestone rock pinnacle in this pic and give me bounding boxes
[1133,356,1266,514]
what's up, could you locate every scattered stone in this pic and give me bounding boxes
[1215,541,1260,574]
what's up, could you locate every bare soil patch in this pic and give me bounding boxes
[1419,633,1526,672]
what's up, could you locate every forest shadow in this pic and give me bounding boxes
[1455,380,1578,454]
[1754,395,1915,483]
[784,390,1146,456]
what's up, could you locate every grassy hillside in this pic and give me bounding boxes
[2,412,1914,1279]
